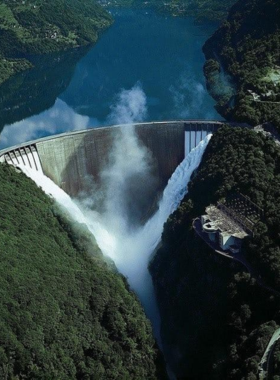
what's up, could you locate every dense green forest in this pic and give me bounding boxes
[155,0,236,23]
[150,127,280,379]
[98,0,235,22]
[0,163,166,379]
[203,0,280,130]
[0,0,112,85]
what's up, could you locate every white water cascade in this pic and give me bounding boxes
[17,134,211,346]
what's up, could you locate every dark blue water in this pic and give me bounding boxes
[0,8,221,149]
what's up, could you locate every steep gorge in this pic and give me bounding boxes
[203,0,280,130]
[0,162,167,380]
[150,127,280,379]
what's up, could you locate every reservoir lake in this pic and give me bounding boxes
[0,8,221,150]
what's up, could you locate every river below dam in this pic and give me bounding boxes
[0,7,222,376]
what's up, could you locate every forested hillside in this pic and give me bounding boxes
[0,163,166,379]
[203,0,280,130]
[156,0,236,22]
[150,127,280,379]
[0,0,112,85]
[98,0,235,22]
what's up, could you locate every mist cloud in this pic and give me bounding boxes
[169,71,216,119]
[107,82,148,125]
[78,83,158,229]
[74,82,161,338]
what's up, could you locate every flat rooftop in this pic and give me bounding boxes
[205,205,248,239]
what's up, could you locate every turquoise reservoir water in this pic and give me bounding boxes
[0,8,221,149]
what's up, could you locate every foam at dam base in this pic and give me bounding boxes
[15,135,211,348]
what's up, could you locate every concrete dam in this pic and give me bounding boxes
[0,120,238,219]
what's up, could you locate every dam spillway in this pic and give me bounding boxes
[0,121,228,195]
[0,120,244,352]
[13,133,213,353]
[0,120,248,224]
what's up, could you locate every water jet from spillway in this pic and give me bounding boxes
[17,134,211,348]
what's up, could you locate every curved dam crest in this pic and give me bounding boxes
[0,121,237,218]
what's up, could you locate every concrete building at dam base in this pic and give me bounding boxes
[194,193,263,255]
[200,205,248,254]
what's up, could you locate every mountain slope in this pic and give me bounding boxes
[0,0,112,84]
[98,0,236,22]
[0,163,166,379]
[156,0,236,22]
[203,0,280,130]
[150,127,280,379]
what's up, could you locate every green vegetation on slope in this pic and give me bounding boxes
[155,0,236,23]
[150,127,280,379]
[203,0,280,130]
[98,0,235,22]
[0,0,112,85]
[0,163,166,379]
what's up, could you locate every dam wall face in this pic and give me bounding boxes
[0,120,236,220]
[35,121,186,197]
[37,126,117,196]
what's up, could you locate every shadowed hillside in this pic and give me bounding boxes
[0,163,166,379]
[203,0,280,131]
[151,127,280,379]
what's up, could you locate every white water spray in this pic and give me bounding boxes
[98,83,157,227]
[16,134,211,345]
[13,79,212,360]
